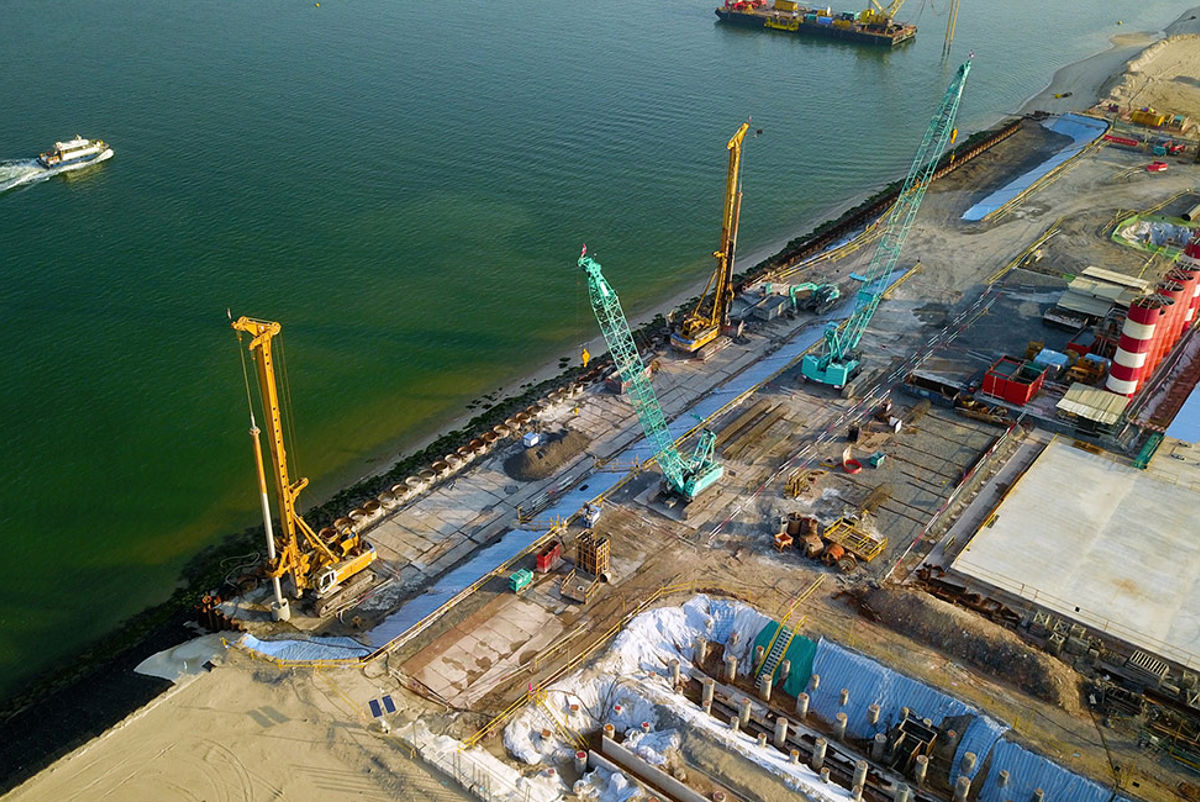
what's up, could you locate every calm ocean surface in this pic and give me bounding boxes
[0,0,1192,697]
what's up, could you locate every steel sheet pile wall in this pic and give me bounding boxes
[975,739,1131,802]
[807,639,1002,781]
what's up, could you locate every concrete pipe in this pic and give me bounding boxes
[779,659,791,681]
[795,692,809,719]
[362,499,382,519]
[669,658,681,686]
[834,712,848,741]
[456,445,475,464]
[505,417,522,433]
[913,755,928,786]
[431,460,450,478]
[603,723,615,739]
[1032,790,1044,802]
[961,751,977,774]
[515,411,531,424]
[852,784,864,801]
[333,517,354,531]
[759,674,773,703]
[853,760,868,788]
[481,432,499,445]
[574,750,587,774]
[419,467,437,481]
[894,785,911,802]
[569,703,580,717]
[728,714,740,734]
[349,508,369,525]
[872,732,887,760]
[405,476,427,493]
[812,738,827,771]
[900,706,910,721]
[444,453,463,470]
[378,490,398,510]
[738,697,752,728]
[724,653,737,682]
[728,630,741,648]
[701,678,715,713]
[867,703,880,725]
[755,645,765,665]
[839,688,850,707]
[810,673,821,691]
[774,717,789,748]
[540,728,552,742]
[820,768,831,784]
[695,637,709,666]
[468,437,486,452]
[642,721,652,734]
[997,770,1009,788]
[318,526,337,542]
[757,733,768,749]
[492,424,511,437]
[953,776,970,802]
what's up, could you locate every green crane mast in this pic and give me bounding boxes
[579,250,723,500]
[801,58,972,388]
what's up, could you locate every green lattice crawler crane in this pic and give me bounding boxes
[579,250,723,500]
[801,58,972,389]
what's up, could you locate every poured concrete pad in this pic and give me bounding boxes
[953,437,1200,667]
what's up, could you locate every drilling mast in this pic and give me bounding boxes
[801,59,971,388]
[231,316,376,599]
[672,122,751,354]
[580,252,722,499]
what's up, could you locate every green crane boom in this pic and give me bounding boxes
[579,251,723,500]
[801,59,972,388]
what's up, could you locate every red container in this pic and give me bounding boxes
[535,540,563,573]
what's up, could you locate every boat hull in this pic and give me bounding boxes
[37,148,113,171]
[715,8,916,47]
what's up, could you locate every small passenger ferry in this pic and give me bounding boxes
[37,136,113,170]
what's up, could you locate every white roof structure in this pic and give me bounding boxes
[953,437,1200,669]
[1055,383,1130,426]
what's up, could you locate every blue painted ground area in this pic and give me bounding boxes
[962,113,1108,222]
[1166,379,1200,443]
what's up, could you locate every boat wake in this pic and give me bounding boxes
[0,150,114,194]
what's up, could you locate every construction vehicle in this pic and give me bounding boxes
[801,59,971,389]
[672,122,750,354]
[782,282,841,314]
[860,0,905,28]
[580,251,723,499]
[231,316,377,604]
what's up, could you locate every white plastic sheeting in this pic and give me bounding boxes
[503,596,854,801]
[239,632,370,662]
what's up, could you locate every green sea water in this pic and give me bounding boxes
[0,0,1193,699]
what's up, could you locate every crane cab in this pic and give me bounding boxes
[315,543,377,597]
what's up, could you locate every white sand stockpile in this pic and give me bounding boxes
[503,595,855,802]
[1106,34,1200,120]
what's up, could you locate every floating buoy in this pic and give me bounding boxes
[315,2,319,6]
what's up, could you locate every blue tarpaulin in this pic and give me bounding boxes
[962,114,1108,222]
[1166,379,1200,443]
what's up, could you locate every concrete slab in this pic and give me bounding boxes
[952,437,1200,668]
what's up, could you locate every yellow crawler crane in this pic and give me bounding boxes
[232,316,376,603]
[672,122,750,354]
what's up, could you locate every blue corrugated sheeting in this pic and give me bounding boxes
[808,639,1002,783]
[977,739,1129,802]
[962,113,1108,222]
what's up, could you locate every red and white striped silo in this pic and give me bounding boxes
[1107,295,1169,396]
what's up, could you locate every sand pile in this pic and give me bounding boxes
[503,429,591,481]
[1105,34,1200,121]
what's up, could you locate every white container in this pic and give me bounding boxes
[523,432,543,448]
